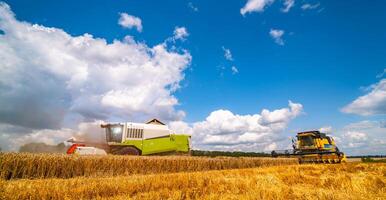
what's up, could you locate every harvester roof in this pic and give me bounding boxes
[145,118,165,125]
[297,130,327,138]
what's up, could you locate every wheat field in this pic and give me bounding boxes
[0,153,385,200]
[0,153,296,179]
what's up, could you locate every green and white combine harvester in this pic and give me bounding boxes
[68,119,191,155]
[73,119,190,155]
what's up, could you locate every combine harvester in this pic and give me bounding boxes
[271,130,346,163]
[67,119,191,155]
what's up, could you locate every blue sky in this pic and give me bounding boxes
[0,0,385,155]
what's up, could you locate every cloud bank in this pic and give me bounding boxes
[269,28,285,45]
[326,120,386,155]
[342,79,386,116]
[170,101,303,152]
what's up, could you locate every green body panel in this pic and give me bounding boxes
[119,140,143,150]
[121,134,190,155]
[172,134,190,152]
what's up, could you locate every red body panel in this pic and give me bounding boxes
[66,143,86,154]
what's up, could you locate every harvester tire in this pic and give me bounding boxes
[118,147,140,155]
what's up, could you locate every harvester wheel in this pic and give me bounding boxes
[118,147,140,155]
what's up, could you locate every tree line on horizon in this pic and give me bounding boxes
[1,142,384,158]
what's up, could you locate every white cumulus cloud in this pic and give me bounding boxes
[341,79,386,116]
[269,28,285,45]
[322,120,386,155]
[343,131,368,141]
[170,101,303,152]
[173,26,189,41]
[342,121,386,154]
[118,13,143,32]
[319,126,332,133]
[240,0,275,16]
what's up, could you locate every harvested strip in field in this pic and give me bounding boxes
[1,163,385,200]
[0,153,297,180]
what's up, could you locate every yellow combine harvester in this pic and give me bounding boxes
[272,130,347,163]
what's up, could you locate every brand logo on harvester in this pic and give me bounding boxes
[324,144,332,148]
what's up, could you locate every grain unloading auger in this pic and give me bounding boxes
[271,131,347,164]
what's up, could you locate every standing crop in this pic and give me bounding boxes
[0,153,297,179]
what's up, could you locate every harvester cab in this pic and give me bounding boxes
[102,123,124,143]
[296,131,336,152]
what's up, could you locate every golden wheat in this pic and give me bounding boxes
[1,163,385,200]
[0,153,297,179]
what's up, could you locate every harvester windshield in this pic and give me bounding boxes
[105,124,123,143]
[298,135,314,147]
